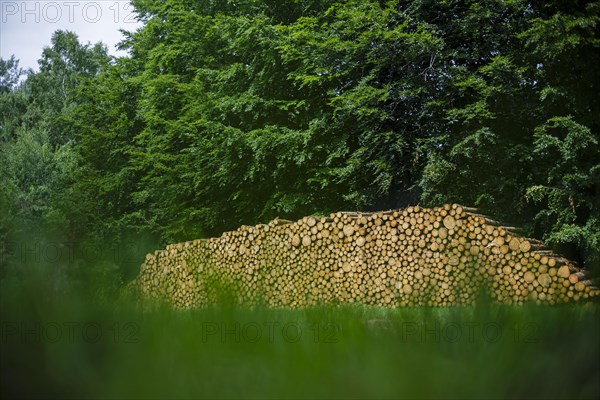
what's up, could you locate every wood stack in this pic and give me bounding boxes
[134,204,599,308]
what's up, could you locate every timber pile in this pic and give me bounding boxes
[134,204,599,308]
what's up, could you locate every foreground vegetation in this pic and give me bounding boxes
[1,263,599,399]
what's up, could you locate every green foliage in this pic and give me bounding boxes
[49,2,600,270]
[0,55,23,94]
[0,31,112,290]
[416,0,600,268]
[525,117,600,268]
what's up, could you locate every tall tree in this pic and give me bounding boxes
[0,32,110,288]
[68,0,600,270]
[418,0,600,268]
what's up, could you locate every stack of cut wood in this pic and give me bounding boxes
[135,204,599,308]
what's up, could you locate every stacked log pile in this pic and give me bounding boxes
[134,204,599,308]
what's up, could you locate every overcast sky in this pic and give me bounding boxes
[1,0,143,71]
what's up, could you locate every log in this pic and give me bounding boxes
[519,240,531,253]
[457,205,479,213]
[272,219,293,226]
[568,271,589,284]
[501,226,525,235]
[443,215,456,230]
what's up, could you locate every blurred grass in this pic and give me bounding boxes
[2,275,599,399]
[1,234,599,399]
